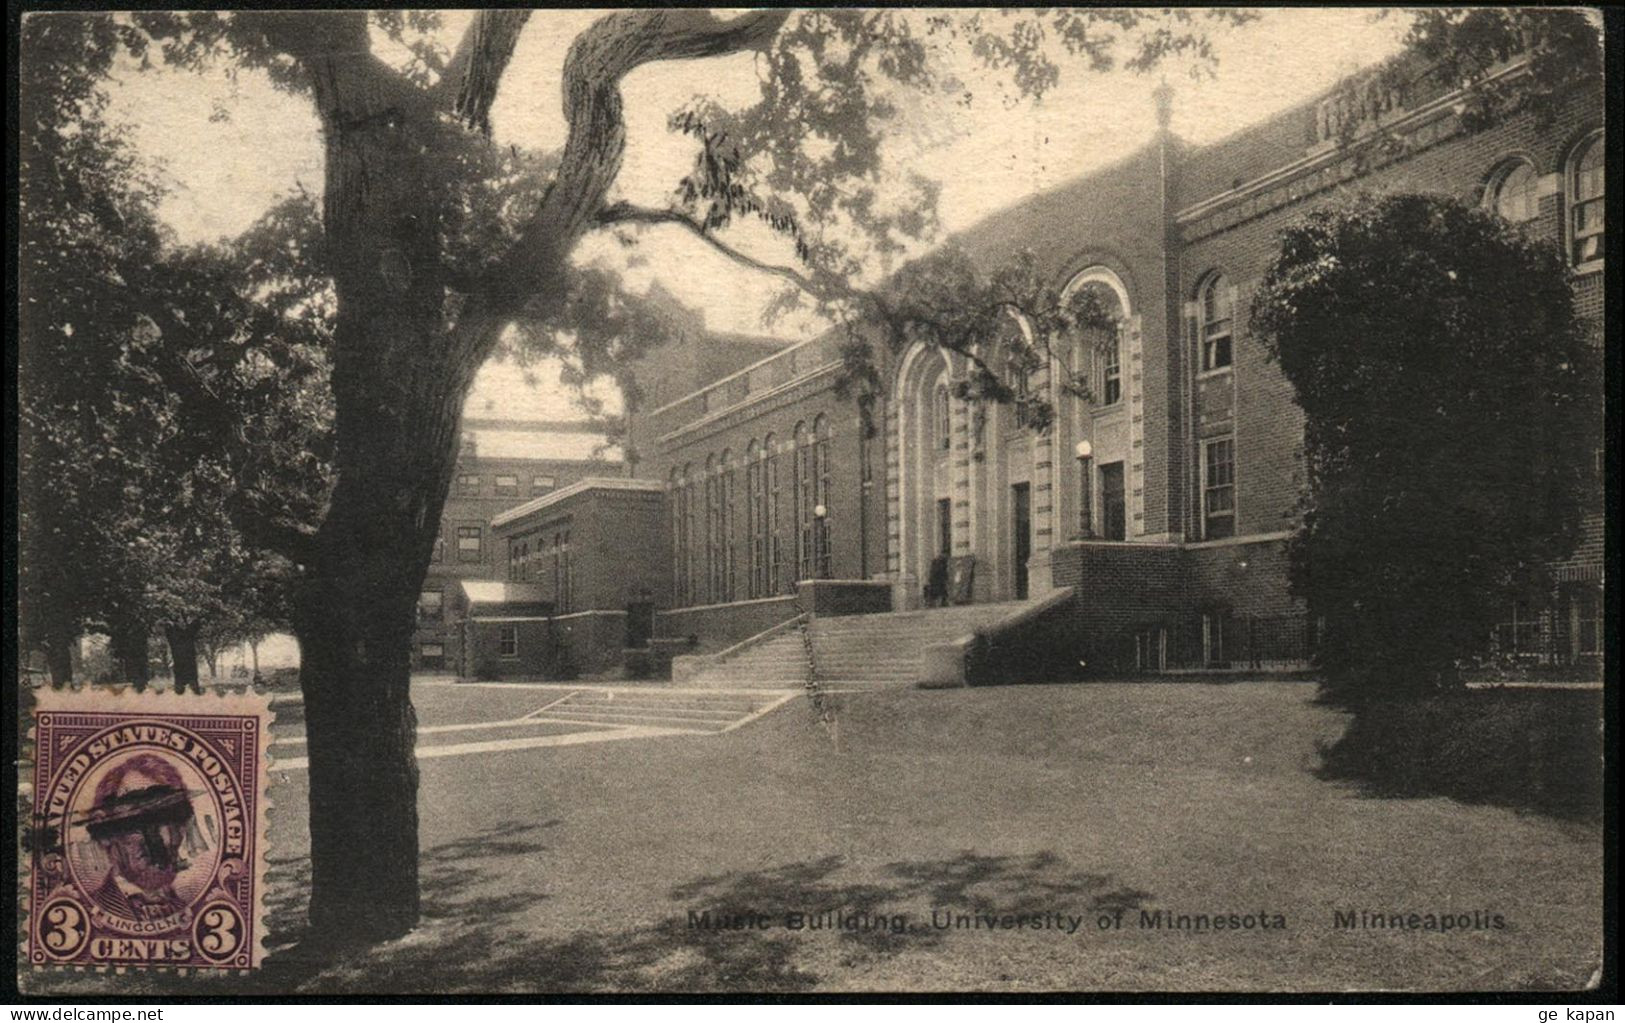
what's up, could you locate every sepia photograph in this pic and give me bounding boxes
[12,5,1614,1000]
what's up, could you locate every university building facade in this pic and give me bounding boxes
[445,55,1605,681]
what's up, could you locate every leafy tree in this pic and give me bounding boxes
[1250,193,1598,697]
[20,15,332,690]
[36,8,1247,942]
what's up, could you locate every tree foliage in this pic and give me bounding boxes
[1250,193,1598,696]
[19,14,332,687]
[833,244,1122,440]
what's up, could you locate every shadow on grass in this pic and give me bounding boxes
[1316,686,1602,823]
[250,842,1146,993]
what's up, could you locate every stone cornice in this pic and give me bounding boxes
[656,362,843,452]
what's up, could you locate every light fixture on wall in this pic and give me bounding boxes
[1074,440,1093,540]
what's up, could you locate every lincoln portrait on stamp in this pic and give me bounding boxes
[82,753,197,923]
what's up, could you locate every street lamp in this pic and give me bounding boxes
[1074,440,1093,539]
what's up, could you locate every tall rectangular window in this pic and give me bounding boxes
[494,474,519,497]
[1101,339,1122,405]
[432,535,444,564]
[1200,276,1234,372]
[457,525,482,562]
[766,444,781,593]
[1570,133,1604,267]
[1202,438,1236,540]
[498,626,518,659]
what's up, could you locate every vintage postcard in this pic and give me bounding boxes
[13,5,1611,1001]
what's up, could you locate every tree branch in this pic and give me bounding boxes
[595,202,821,295]
[480,10,791,317]
[436,11,532,132]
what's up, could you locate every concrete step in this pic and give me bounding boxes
[538,709,730,730]
[560,704,741,722]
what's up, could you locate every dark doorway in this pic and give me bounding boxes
[936,497,952,558]
[1012,482,1031,600]
[1100,461,1126,542]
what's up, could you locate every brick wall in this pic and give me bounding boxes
[652,365,886,605]
[494,483,669,613]
[415,452,608,672]
[1176,84,1604,554]
[656,596,799,653]
[1049,541,1185,643]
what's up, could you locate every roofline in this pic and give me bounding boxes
[1175,57,1530,225]
[490,476,665,529]
[644,330,825,418]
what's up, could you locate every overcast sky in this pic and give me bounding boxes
[102,8,1410,423]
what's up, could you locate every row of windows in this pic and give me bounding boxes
[670,416,833,606]
[455,473,558,498]
[507,530,574,613]
[1483,129,1605,267]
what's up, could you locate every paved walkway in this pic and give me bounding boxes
[269,681,797,772]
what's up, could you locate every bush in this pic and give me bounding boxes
[1318,688,1602,821]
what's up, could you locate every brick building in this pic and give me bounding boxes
[468,51,1604,681]
[413,429,620,672]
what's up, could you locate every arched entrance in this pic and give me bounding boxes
[892,343,956,609]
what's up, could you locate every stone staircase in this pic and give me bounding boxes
[684,601,1033,688]
[533,688,783,733]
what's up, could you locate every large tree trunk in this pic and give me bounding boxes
[265,7,788,947]
[109,621,151,691]
[293,362,469,945]
[165,623,202,694]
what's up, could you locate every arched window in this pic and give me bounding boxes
[994,310,1037,426]
[681,463,696,605]
[1569,131,1604,267]
[704,454,719,603]
[793,422,813,581]
[720,448,736,602]
[934,384,952,450]
[763,433,781,593]
[1199,274,1234,372]
[1062,268,1128,407]
[745,441,762,598]
[1486,159,1539,224]
[812,415,832,579]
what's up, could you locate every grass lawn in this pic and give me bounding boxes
[25,682,1603,994]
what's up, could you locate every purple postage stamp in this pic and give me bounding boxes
[25,689,273,973]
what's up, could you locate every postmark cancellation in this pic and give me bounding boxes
[23,688,273,973]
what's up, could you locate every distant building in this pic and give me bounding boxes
[413,432,619,672]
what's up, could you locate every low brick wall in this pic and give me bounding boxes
[798,579,892,618]
[1183,534,1300,618]
[1050,542,1186,648]
[550,610,628,676]
[656,596,799,653]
